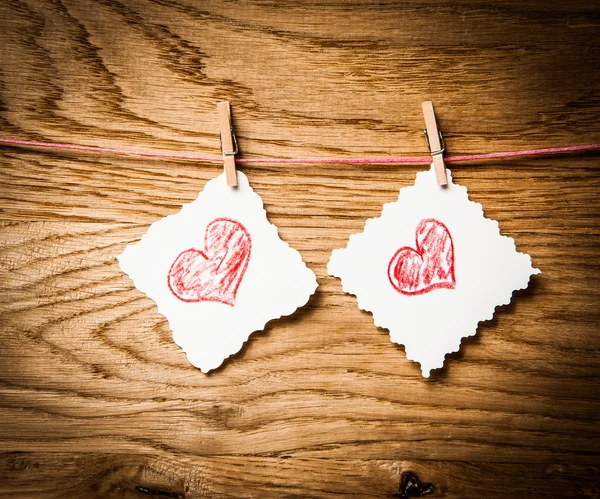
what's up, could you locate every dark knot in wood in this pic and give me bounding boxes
[135,485,183,498]
[397,471,435,498]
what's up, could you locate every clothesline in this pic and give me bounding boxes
[0,137,599,165]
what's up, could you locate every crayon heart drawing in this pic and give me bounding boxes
[388,218,455,296]
[167,218,251,306]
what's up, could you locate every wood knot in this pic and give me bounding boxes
[135,485,183,498]
[397,471,435,498]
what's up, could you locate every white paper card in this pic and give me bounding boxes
[118,171,317,372]
[328,165,540,377]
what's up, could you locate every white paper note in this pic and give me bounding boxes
[328,165,540,377]
[118,171,318,372]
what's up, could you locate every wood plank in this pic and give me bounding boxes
[0,153,598,225]
[0,222,598,465]
[0,0,599,496]
[0,452,598,499]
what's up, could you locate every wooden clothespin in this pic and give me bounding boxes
[421,101,447,186]
[217,101,238,187]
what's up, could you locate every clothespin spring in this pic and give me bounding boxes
[219,130,238,157]
[424,129,445,157]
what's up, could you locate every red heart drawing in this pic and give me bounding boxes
[167,218,251,306]
[388,218,455,296]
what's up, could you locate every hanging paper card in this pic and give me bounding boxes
[328,165,540,377]
[118,172,317,372]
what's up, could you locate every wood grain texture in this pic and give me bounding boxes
[0,0,599,497]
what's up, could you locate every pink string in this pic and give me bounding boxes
[0,137,598,165]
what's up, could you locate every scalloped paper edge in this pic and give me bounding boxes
[118,171,317,372]
[328,165,540,377]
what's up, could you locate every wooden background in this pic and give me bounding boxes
[0,1,599,497]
